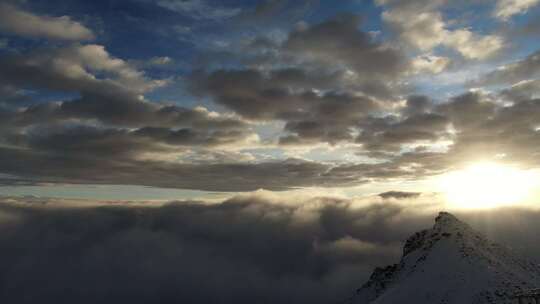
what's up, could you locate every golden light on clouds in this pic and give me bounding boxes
[438,161,540,209]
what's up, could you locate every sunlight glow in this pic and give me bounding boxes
[438,161,538,209]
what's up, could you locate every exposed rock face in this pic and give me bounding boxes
[345,212,540,304]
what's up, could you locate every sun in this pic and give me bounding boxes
[437,161,537,209]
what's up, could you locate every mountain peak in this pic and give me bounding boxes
[401,212,474,258]
[433,211,471,233]
[435,211,459,223]
[348,211,540,304]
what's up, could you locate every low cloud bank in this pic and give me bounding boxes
[0,193,538,304]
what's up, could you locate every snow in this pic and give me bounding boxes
[346,212,540,304]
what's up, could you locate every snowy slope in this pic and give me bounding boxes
[347,212,540,304]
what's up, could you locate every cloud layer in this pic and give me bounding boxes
[0,194,539,304]
[0,0,539,193]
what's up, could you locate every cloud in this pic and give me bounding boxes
[0,3,95,41]
[193,66,411,146]
[473,48,540,87]
[0,146,374,191]
[444,29,504,60]
[357,112,451,152]
[378,191,421,199]
[0,194,538,304]
[3,99,256,151]
[148,56,173,66]
[188,15,411,146]
[0,44,167,97]
[0,6,539,193]
[410,54,451,74]
[0,193,423,304]
[0,40,263,188]
[500,79,540,101]
[378,0,504,60]
[494,0,540,20]
[433,91,540,167]
[154,0,242,20]
[0,43,252,148]
[284,14,406,79]
[3,77,540,191]
[379,4,446,51]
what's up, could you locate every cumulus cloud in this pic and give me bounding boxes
[192,67,384,144]
[378,0,504,60]
[0,194,538,304]
[4,61,539,192]
[0,41,256,142]
[473,48,540,87]
[444,29,504,60]
[494,0,540,20]
[3,75,540,191]
[2,6,540,304]
[284,14,406,80]
[0,44,167,96]
[188,15,411,147]
[0,3,95,41]
[0,41,254,148]
[0,40,260,189]
[0,3,539,193]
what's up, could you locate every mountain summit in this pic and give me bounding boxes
[347,212,540,304]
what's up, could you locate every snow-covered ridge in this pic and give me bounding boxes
[345,212,540,304]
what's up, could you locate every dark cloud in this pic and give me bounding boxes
[189,15,496,156]
[436,92,496,130]
[192,71,409,149]
[0,44,256,158]
[0,43,254,150]
[357,112,450,152]
[473,48,540,87]
[192,66,389,145]
[15,124,249,158]
[0,195,416,304]
[0,146,366,191]
[133,126,250,147]
[23,125,159,157]
[284,14,406,79]
[499,79,540,102]
[0,44,159,97]
[433,92,540,166]
[189,14,409,146]
[0,195,538,304]
[378,191,421,199]
[3,88,540,191]
[191,68,358,120]
[54,94,248,130]
[402,95,434,116]
[0,5,540,193]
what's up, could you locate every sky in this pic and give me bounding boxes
[1,0,540,204]
[1,1,540,303]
